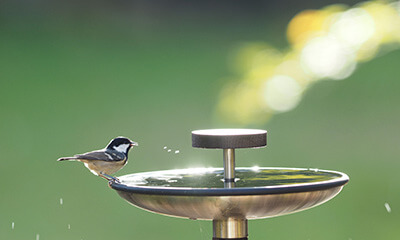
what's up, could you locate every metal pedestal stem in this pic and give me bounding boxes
[213,219,248,239]
[223,149,235,188]
[216,149,248,239]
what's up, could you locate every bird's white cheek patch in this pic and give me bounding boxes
[113,144,130,152]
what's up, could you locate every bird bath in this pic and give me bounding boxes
[110,129,349,239]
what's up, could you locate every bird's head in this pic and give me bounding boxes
[106,137,138,154]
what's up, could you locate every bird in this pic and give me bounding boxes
[58,137,138,182]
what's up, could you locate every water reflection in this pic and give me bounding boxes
[120,168,343,189]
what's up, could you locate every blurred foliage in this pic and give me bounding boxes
[0,1,399,240]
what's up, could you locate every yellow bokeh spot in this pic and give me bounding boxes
[287,10,328,48]
[287,10,324,46]
[287,5,348,48]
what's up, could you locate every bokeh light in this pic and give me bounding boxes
[301,35,357,80]
[217,0,400,125]
[263,75,303,112]
[330,8,375,49]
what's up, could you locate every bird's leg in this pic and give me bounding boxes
[100,172,121,183]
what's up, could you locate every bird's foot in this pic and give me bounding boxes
[101,173,121,184]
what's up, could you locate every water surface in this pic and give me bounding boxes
[120,168,343,189]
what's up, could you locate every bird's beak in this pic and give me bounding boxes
[130,141,138,147]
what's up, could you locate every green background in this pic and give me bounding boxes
[1,1,399,239]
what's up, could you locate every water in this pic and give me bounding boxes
[163,146,180,154]
[384,203,392,213]
[120,168,343,188]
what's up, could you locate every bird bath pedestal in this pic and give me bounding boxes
[110,129,349,239]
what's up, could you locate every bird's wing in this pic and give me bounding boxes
[74,150,125,161]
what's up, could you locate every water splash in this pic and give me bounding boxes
[384,202,392,213]
[164,145,181,154]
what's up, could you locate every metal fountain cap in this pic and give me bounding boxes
[192,128,267,149]
[110,129,349,240]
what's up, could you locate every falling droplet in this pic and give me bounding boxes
[60,198,63,205]
[163,146,167,150]
[384,203,392,213]
[175,150,180,154]
[167,149,172,153]
[11,222,14,230]
[68,224,71,230]
[36,234,40,240]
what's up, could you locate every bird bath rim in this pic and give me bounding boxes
[110,167,349,196]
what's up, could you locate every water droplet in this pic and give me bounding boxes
[384,202,392,213]
[167,149,172,153]
[60,198,63,205]
[174,150,180,154]
[36,234,40,240]
[163,146,167,150]
[11,222,14,230]
[68,224,71,230]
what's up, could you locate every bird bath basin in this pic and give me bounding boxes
[110,129,349,239]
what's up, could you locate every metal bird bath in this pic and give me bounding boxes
[110,129,349,239]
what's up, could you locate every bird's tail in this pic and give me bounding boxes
[57,157,76,161]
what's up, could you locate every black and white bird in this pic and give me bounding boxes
[58,137,138,181]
